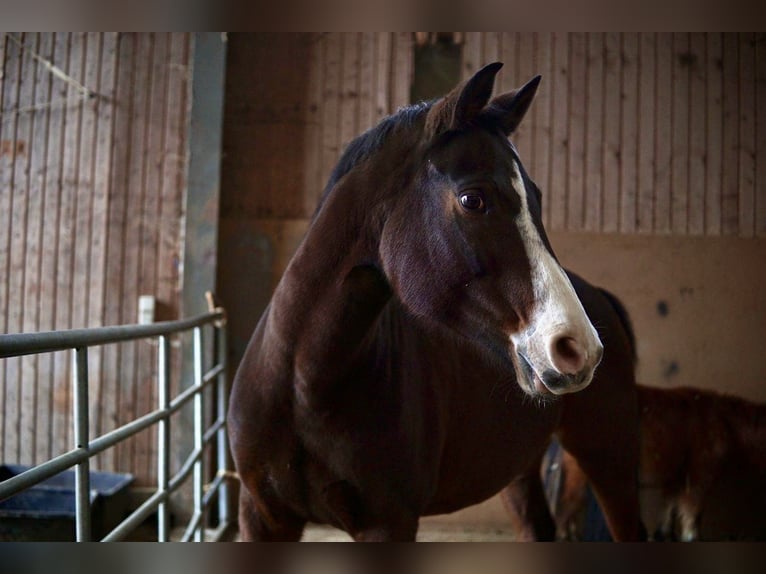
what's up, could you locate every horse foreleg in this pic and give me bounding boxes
[501,464,556,541]
[238,485,306,541]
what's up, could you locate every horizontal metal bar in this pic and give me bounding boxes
[101,488,169,541]
[202,418,225,445]
[181,510,204,542]
[0,370,224,503]
[89,409,167,456]
[201,363,224,385]
[0,448,88,502]
[168,364,222,413]
[0,310,225,358]
[202,473,225,507]
[168,446,204,493]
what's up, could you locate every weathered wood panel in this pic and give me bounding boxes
[462,32,765,237]
[0,33,192,485]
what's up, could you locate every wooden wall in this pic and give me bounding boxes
[462,33,766,237]
[0,33,192,485]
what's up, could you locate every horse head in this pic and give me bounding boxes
[378,62,603,396]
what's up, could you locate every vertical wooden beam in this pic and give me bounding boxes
[688,33,708,236]
[705,33,724,235]
[637,33,657,234]
[179,31,226,505]
[721,33,740,235]
[602,32,621,234]
[549,32,569,232]
[738,33,757,237]
[756,33,766,237]
[584,33,605,233]
[567,32,586,231]
[620,33,639,234]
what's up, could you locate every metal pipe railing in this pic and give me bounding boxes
[0,308,235,542]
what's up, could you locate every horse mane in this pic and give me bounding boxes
[598,287,637,366]
[314,102,432,214]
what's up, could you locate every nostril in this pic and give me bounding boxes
[552,336,587,375]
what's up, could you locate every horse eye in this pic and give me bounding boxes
[459,192,486,212]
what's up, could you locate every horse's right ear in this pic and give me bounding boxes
[482,75,542,135]
[425,62,504,137]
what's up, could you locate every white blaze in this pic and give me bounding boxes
[508,159,602,393]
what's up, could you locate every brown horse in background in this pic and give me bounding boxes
[548,385,766,541]
[228,63,642,541]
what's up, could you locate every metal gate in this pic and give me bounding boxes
[0,308,234,541]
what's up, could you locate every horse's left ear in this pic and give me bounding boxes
[426,62,503,137]
[482,75,542,135]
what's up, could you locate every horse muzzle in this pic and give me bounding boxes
[515,335,603,396]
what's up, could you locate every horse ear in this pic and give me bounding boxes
[426,62,503,136]
[451,62,503,128]
[482,75,542,135]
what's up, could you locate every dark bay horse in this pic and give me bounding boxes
[228,62,642,541]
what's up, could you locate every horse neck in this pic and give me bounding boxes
[264,171,392,395]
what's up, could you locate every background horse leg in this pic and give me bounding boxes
[238,486,306,541]
[558,387,644,541]
[501,458,556,541]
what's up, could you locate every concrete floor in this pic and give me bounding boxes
[300,523,517,542]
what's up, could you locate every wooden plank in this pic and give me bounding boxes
[55,32,87,457]
[358,33,374,132]
[134,32,169,483]
[584,33,605,232]
[462,33,481,80]
[721,33,740,235]
[637,33,657,234]
[101,32,134,472]
[601,32,621,233]
[482,32,501,79]
[319,33,341,195]
[738,33,756,237]
[671,33,690,234]
[23,33,54,465]
[339,33,360,155]
[71,33,96,330]
[303,33,324,210]
[157,33,190,402]
[39,33,69,460]
[756,33,766,237]
[687,34,707,236]
[705,33,724,235]
[19,32,46,465]
[7,33,37,464]
[0,33,17,460]
[88,32,117,472]
[513,33,536,166]
[548,32,569,231]
[531,33,553,227]
[390,32,411,109]
[374,32,391,121]
[654,33,673,234]
[619,33,639,234]
[566,33,586,231]
[120,32,152,482]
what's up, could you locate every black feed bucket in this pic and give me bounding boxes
[0,464,133,541]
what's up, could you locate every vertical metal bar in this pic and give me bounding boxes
[73,347,91,542]
[193,326,204,542]
[215,323,229,527]
[157,335,171,542]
